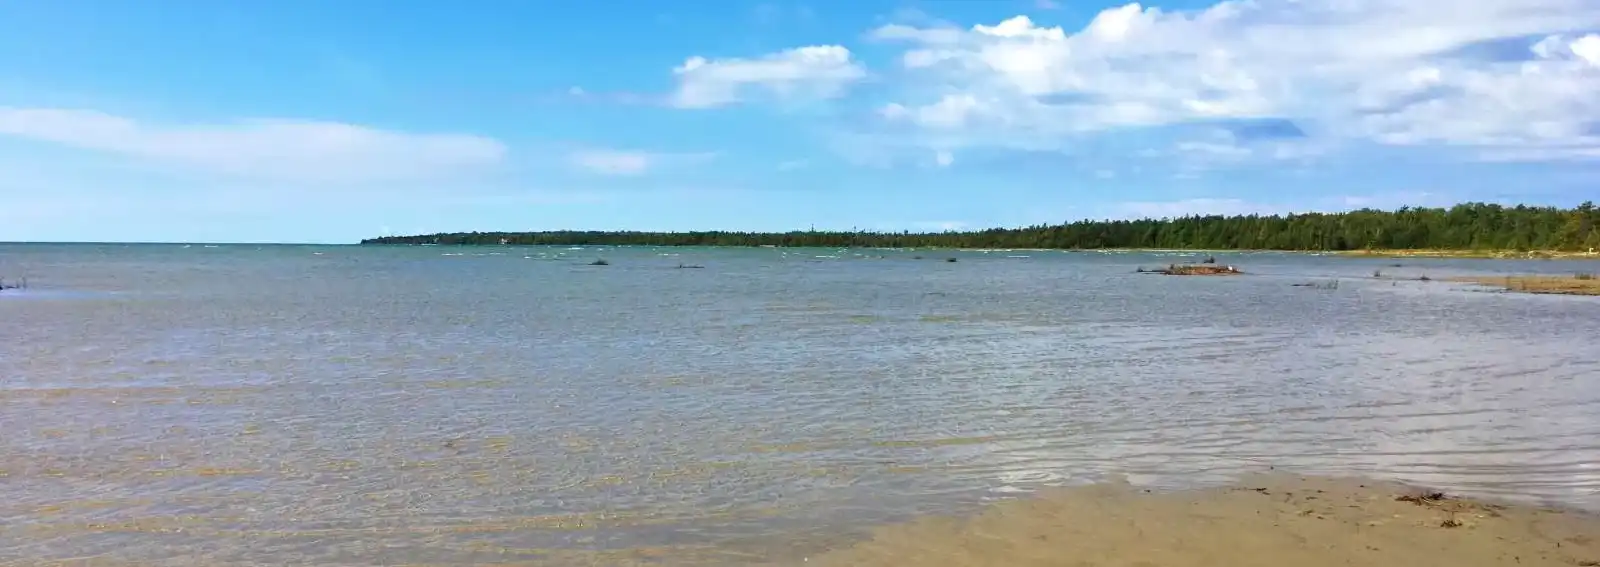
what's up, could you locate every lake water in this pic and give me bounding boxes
[2,244,1599,566]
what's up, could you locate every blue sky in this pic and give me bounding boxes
[2,0,1599,243]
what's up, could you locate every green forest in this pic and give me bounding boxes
[362,202,1600,252]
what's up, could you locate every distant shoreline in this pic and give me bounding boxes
[1452,274,1600,296]
[358,202,1600,252]
[1335,248,1600,260]
[359,241,1600,260]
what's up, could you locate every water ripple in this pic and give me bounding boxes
[2,245,1599,565]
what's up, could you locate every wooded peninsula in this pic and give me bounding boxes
[362,202,1600,252]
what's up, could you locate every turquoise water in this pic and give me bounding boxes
[2,244,1599,565]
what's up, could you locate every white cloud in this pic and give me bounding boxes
[870,1,1600,161]
[0,107,506,182]
[671,45,867,108]
[934,150,954,167]
[566,149,717,175]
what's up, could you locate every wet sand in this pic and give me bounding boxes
[794,474,1600,567]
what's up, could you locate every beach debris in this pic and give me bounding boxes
[1396,491,1448,505]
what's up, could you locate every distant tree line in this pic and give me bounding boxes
[362,202,1600,251]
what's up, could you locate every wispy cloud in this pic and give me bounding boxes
[889,220,970,232]
[1113,198,1288,220]
[776,158,811,171]
[566,148,718,176]
[670,45,867,108]
[0,107,505,183]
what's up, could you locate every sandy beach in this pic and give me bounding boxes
[795,474,1600,567]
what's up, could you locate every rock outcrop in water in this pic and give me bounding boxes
[1137,264,1242,276]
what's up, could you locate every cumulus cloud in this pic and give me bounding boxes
[870,0,1600,161]
[566,148,718,175]
[670,45,867,108]
[0,107,506,182]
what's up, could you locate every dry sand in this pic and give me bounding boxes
[794,474,1600,567]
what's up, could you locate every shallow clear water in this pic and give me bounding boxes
[2,244,1598,565]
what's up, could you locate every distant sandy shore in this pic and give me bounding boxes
[1336,249,1600,260]
[1453,275,1600,296]
[794,474,1600,567]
